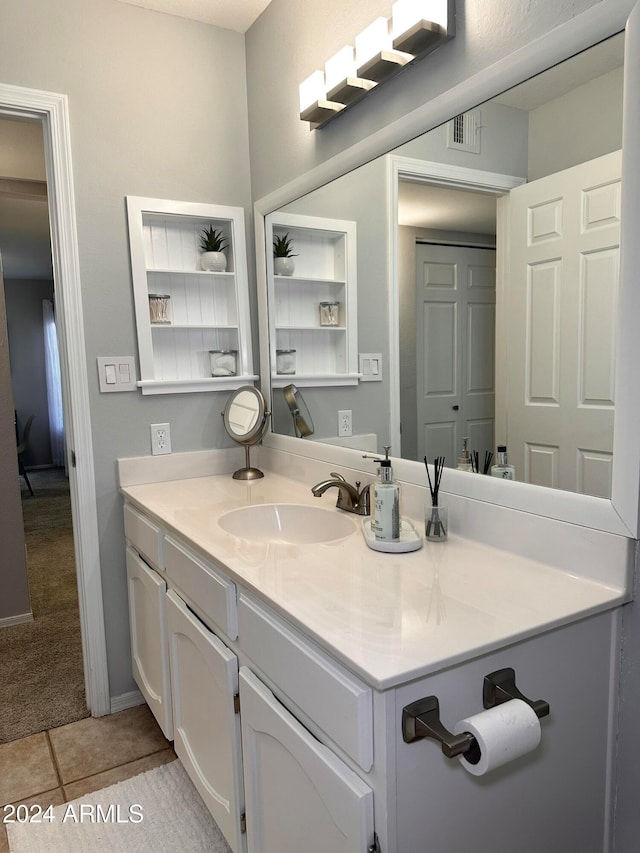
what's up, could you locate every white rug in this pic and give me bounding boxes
[7,759,232,853]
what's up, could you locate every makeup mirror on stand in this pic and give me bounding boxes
[222,386,270,479]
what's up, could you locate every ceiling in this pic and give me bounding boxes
[398,182,497,234]
[114,0,273,32]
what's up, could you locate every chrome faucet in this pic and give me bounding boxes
[311,472,371,516]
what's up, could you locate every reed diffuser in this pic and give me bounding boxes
[424,456,447,541]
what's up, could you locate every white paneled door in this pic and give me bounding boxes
[504,151,621,496]
[416,243,496,466]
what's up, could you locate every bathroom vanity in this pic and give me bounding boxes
[121,462,628,853]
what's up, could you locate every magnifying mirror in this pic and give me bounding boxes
[221,386,270,480]
[283,384,314,438]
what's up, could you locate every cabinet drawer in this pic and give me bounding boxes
[164,535,238,640]
[238,593,373,771]
[124,503,163,571]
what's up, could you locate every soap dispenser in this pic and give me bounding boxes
[364,446,400,541]
[491,445,516,480]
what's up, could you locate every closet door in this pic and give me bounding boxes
[166,590,245,853]
[125,546,173,739]
[239,667,374,853]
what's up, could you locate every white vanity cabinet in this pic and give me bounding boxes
[123,497,619,853]
[125,512,246,853]
[392,611,616,853]
[124,503,375,853]
[265,212,359,387]
[126,196,257,395]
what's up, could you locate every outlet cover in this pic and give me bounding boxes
[338,410,353,437]
[150,423,171,455]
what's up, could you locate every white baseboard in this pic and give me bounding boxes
[110,689,145,714]
[0,612,33,628]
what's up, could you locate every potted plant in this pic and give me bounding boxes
[200,226,228,271]
[273,232,297,276]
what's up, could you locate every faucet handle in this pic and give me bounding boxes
[330,472,346,482]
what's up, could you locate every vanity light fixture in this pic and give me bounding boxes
[299,0,454,129]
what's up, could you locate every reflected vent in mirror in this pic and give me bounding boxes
[447,110,481,154]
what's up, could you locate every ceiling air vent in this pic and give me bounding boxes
[447,110,481,154]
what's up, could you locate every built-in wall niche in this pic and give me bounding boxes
[266,212,358,387]
[126,197,257,395]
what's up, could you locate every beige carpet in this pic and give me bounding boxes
[7,760,231,853]
[0,469,89,744]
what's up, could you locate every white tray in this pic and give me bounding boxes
[362,517,423,553]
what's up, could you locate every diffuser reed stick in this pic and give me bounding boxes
[424,456,447,539]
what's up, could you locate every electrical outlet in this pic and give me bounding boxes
[150,423,171,455]
[338,410,352,437]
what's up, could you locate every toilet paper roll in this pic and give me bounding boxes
[453,698,541,776]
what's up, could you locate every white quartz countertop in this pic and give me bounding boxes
[121,472,626,691]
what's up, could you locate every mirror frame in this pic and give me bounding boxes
[255,0,640,538]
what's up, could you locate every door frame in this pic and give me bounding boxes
[0,83,110,715]
[386,155,525,452]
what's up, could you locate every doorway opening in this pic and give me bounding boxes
[0,114,90,741]
[0,83,109,725]
[387,156,524,459]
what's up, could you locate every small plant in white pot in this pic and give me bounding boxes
[200,226,228,271]
[273,233,297,276]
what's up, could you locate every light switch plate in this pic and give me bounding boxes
[97,356,137,392]
[359,352,382,382]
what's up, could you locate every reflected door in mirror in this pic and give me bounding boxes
[414,243,496,466]
[502,150,620,497]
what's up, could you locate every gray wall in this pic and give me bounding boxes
[0,261,30,621]
[528,66,623,179]
[245,0,603,201]
[0,0,253,697]
[4,279,54,468]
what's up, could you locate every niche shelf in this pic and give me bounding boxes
[126,196,257,395]
[266,212,359,388]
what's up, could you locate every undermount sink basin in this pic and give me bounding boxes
[218,503,356,545]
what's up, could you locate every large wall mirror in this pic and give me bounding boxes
[255,0,640,538]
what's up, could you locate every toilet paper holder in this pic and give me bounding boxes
[483,667,549,719]
[401,666,549,760]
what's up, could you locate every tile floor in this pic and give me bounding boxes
[0,704,175,853]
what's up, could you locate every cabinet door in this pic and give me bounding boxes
[125,546,173,739]
[166,590,245,853]
[239,667,374,853]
